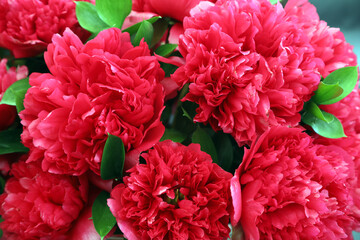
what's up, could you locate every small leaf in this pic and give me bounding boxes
[319,66,358,105]
[132,20,154,46]
[96,0,131,28]
[155,44,178,57]
[92,191,116,240]
[0,128,29,155]
[123,16,160,34]
[269,0,281,4]
[313,82,344,105]
[302,111,346,139]
[1,78,30,106]
[304,102,332,122]
[75,1,109,33]
[100,134,125,180]
[150,18,169,48]
[160,128,187,143]
[192,127,218,163]
[181,107,192,121]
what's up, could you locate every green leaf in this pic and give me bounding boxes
[0,128,29,155]
[160,128,187,143]
[192,127,218,163]
[96,0,131,28]
[75,1,109,33]
[214,132,234,172]
[132,20,154,46]
[181,107,192,121]
[304,101,332,122]
[100,134,125,180]
[269,0,281,4]
[1,78,30,106]
[155,44,178,57]
[302,111,346,139]
[123,16,160,34]
[319,66,358,105]
[150,18,169,48]
[92,191,116,240]
[313,82,344,105]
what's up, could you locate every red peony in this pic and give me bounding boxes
[231,126,360,239]
[20,28,165,176]
[0,160,88,239]
[108,140,233,240]
[285,0,358,77]
[132,0,216,22]
[172,0,323,146]
[0,0,90,58]
[0,59,28,131]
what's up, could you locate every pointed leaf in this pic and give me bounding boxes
[1,78,30,106]
[0,128,29,154]
[150,18,169,48]
[155,44,178,57]
[160,128,187,143]
[100,134,125,180]
[302,111,346,139]
[92,191,116,240]
[123,16,160,35]
[320,66,358,104]
[192,127,218,163]
[313,82,344,105]
[96,0,131,28]
[75,1,109,33]
[269,0,281,4]
[304,101,332,122]
[132,20,154,46]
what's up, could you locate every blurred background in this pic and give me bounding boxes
[309,0,360,62]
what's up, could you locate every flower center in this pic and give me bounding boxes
[163,189,185,206]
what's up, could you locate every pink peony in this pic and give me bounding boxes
[231,126,360,239]
[316,88,360,209]
[172,0,323,146]
[0,0,90,58]
[284,0,358,77]
[20,28,165,176]
[0,160,88,239]
[0,59,28,131]
[132,0,216,22]
[108,140,233,240]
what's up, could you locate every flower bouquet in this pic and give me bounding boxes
[0,0,359,239]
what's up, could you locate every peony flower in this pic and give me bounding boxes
[315,88,360,210]
[231,126,360,239]
[132,0,216,22]
[0,59,28,131]
[172,0,323,146]
[20,28,165,176]
[108,140,233,240]
[0,0,90,58]
[284,0,358,77]
[0,160,88,239]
